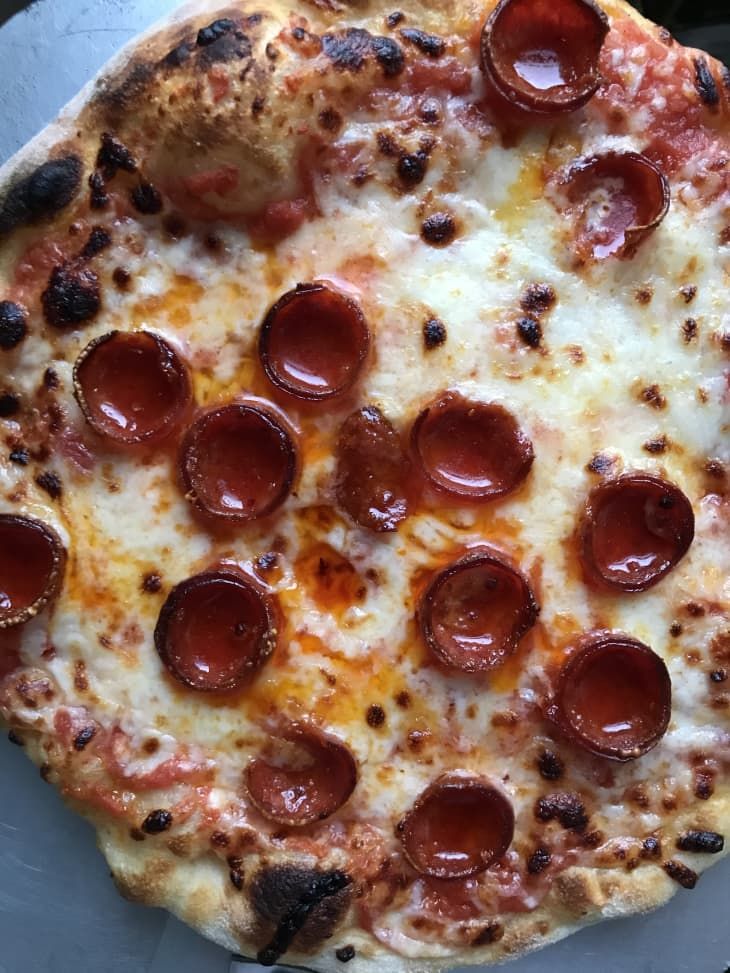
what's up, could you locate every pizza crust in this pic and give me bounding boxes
[1,0,729,970]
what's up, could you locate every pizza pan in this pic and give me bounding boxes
[0,2,728,972]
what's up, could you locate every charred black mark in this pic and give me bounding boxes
[676,830,724,854]
[73,725,97,751]
[141,809,173,834]
[142,572,163,594]
[35,471,62,500]
[421,212,455,246]
[42,265,100,329]
[9,448,29,465]
[471,921,504,946]
[366,703,386,727]
[323,28,373,72]
[517,317,542,348]
[536,749,564,781]
[195,19,251,64]
[0,156,83,234]
[680,284,697,304]
[663,859,698,889]
[44,367,60,390]
[131,182,163,215]
[318,107,342,132]
[335,944,356,962]
[197,19,235,45]
[387,11,404,27]
[96,133,137,180]
[640,836,661,858]
[371,36,404,77]
[400,27,445,57]
[89,171,109,210]
[252,866,352,966]
[520,282,556,316]
[103,62,156,118]
[163,41,195,67]
[81,227,112,259]
[693,57,719,107]
[0,393,19,418]
[0,302,27,350]
[526,845,551,874]
[682,318,698,343]
[535,792,588,831]
[112,267,132,291]
[423,317,447,350]
[397,151,429,187]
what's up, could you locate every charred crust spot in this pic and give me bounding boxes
[335,944,356,962]
[35,471,62,500]
[643,435,668,454]
[685,601,705,617]
[112,267,132,291]
[255,552,279,573]
[230,868,244,890]
[387,11,405,27]
[682,318,698,343]
[397,151,429,187]
[635,285,653,305]
[663,859,698,889]
[251,866,352,965]
[142,572,162,594]
[400,27,445,58]
[710,669,728,683]
[680,285,697,304]
[669,621,683,637]
[0,155,82,234]
[527,845,551,874]
[421,212,455,246]
[537,749,564,781]
[640,384,667,410]
[9,448,29,465]
[366,703,386,727]
[694,770,715,800]
[535,792,588,831]
[197,19,236,46]
[471,921,504,946]
[211,830,229,847]
[199,28,252,66]
[42,264,101,329]
[423,317,447,350]
[102,62,156,119]
[89,171,109,210]
[265,41,278,60]
[0,392,20,417]
[676,830,724,854]
[0,302,27,350]
[517,317,542,348]
[318,107,342,132]
[141,809,173,834]
[370,36,405,77]
[73,725,96,751]
[96,133,136,180]
[640,836,661,858]
[129,827,146,841]
[376,131,398,157]
[693,57,719,108]
[419,98,442,124]
[163,41,194,68]
[520,282,556,316]
[322,28,373,72]
[43,367,60,390]
[395,690,411,708]
[131,181,163,215]
[8,730,23,746]
[81,226,112,260]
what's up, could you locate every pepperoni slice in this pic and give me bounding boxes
[259,283,370,400]
[399,773,514,879]
[335,405,410,532]
[411,393,533,501]
[548,632,671,760]
[419,548,538,672]
[0,516,65,629]
[73,330,192,445]
[154,571,277,691]
[480,0,609,115]
[580,473,694,593]
[180,404,297,521]
[559,152,670,260]
[245,722,357,826]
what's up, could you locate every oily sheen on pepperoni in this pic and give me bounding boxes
[419,549,538,672]
[558,151,670,260]
[399,773,515,879]
[245,722,357,826]
[580,473,694,592]
[73,330,192,445]
[0,515,65,629]
[480,0,609,115]
[411,393,533,501]
[548,632,671,760]
[259,283,370,400]
[335,405,410,531]
[154,571,277,691]
[180,403,297,522]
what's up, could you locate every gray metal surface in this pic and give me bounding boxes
[0,2,728,972]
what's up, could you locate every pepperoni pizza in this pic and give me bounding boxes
[0,0,728,969]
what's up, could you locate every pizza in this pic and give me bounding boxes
[0,0,728,969]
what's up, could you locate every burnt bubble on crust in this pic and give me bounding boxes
[423,317,447,350]
[42,265,100,329]
[421,212,456,246]
[0,156,83,234]
[141,809,173,834]
[0,302,28,350]
[399,27,445,57]
[663,860,698,889]
[676,830,724,854]
[535,792,588,831]
[131,182,163,215]
[251,866,352,966]
[693,57,719,107]
[322,29,405,78]
[96,132,137,179]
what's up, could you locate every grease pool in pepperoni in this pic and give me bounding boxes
[259,283,370,400]
[154,571,277,691]
[0,516,66,629]
[411,392,533,502]
[180,403,297,522]
[419,548,538,672]
[335,405,410,532]
[548,632,671,760]
[399,773,515,879]
[73,330,192,445]
[559,152,670,260]
[580,473,694,592]
[245,722,357,826]
[480,0,609,115]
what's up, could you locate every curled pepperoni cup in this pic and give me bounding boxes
[480,0,609,115]
[154,571,277,691]
[0,516,65,629]
[419,549,538,672]
[259,283,370,401]
[580,473,694,593]
[561,152,670,260]
[411,393,534,502]
[73,330,191,445]
[180,404,297,522]
[398,773,514,879]
[245,723,357,826]
[549,633,671,760]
